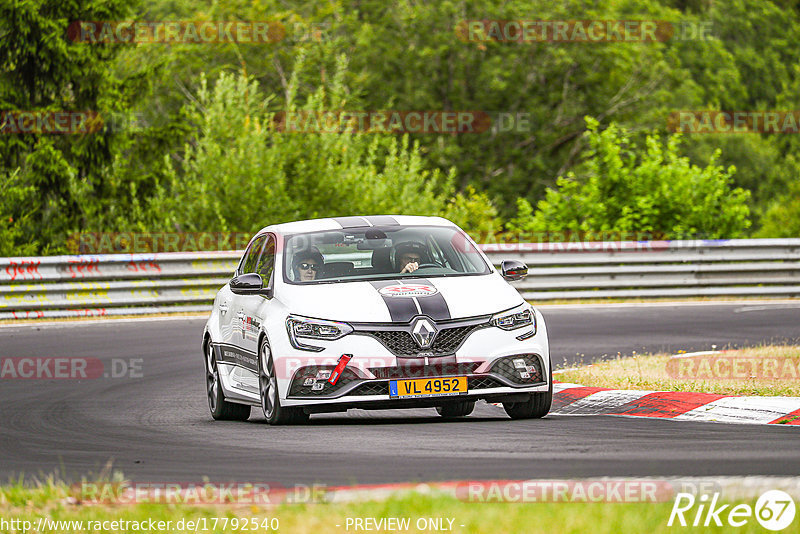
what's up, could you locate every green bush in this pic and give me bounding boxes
[442,186,501,242]
[508,117,751,240]
[756,175,800,237]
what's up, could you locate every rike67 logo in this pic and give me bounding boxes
[669,490,796,531]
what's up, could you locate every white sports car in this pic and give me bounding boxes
[202,215,551,424]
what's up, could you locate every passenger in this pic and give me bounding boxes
[293,248,323,281]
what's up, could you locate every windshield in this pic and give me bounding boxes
[283,225,490,284]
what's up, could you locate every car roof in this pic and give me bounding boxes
[257,215,457,236]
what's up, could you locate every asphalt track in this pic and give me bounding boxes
[1,302,799,485]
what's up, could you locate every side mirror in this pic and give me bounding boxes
[500,260,528,281]
[229,273,264,295]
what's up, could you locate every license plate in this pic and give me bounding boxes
[389,376,468,399]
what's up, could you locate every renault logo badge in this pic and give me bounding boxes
[411,317,437,348]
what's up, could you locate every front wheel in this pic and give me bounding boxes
[503,356,553,420]
[258,338,309,425]
[205,343,251,421]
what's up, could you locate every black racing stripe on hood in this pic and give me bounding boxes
[332,216,371,228]
[370,280,418,322]
[413,279,451,321]
[370,279,451,322]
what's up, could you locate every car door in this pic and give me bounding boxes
[216,237,262,348]
[239,233,276,357]
[216,282,236,348]
[233,234,267,349]
[220,234,267,397]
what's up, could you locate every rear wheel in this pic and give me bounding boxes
[436,401,475,418]
[503,356,553,420]
[259,338,309,425]
[205,343,251,421]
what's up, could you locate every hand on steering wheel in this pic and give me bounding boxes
[401,262,419,273]
[401,261,442,273]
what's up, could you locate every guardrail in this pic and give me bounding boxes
[1,239,799,319]
[0,252,239,320]
[485,238,800,300]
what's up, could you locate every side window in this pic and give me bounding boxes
[256,235,276,284]
[240,235,266,274]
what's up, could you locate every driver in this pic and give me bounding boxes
[394,241,428,274]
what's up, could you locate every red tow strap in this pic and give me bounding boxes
[328,354,353,385]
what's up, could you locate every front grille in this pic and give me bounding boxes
[468,375,505,390]
[489,355,544,385]
[370,362,481,379]
[365,324,481,357]
[349,381,389,396]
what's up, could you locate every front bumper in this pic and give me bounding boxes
[274,309,551,409]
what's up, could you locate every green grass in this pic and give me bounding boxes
[556,346,800,396]
[0,481,787,534]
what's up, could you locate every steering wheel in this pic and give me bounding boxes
[415,262,442,269]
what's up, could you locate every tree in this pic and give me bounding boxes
[508,117,751,239]
[0,168,38,256]
[755,173,800,238]
[0,0,137,253]
[147,56,495,235]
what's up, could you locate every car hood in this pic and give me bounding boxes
[278,274,525,323]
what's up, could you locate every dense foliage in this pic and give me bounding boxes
[508,118,751,239]
[1,0,798,254]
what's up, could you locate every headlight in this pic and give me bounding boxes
[286,315,353,351]
[491,305,535,332]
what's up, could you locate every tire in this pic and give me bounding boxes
[258,337,309,425]
[205,342,251,421]
[503,356,553,420]
[436,401,475,418]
